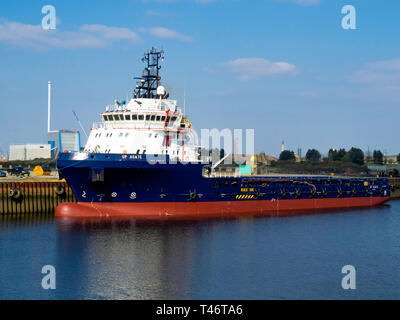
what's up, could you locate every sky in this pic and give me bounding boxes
[0,0,399,157]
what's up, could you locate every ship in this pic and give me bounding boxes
[55,48,391,218]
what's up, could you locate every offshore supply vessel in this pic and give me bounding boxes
[56,48,391,218]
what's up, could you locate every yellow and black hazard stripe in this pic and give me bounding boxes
[236,194,255,200]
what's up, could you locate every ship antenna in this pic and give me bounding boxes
[133,47,167,99]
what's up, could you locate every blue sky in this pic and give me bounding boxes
[0,0,399,157]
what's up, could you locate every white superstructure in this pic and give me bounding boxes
[84,97,200,162]
[83,47,201,162]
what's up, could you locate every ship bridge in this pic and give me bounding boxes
[83,48,200,162]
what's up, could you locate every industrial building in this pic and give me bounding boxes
[9,144,51,161]
[7,81,82,161]
[47,130,81,158]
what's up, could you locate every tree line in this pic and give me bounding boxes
[279,148,400,166]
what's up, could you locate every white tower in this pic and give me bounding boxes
[48,81,52,133]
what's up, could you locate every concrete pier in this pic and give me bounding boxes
[0,181,76,215]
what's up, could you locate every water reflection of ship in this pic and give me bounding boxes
[55,218,197,299]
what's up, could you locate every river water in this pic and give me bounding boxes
[1,201,400,300]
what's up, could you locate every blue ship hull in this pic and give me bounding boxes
[56,153,391,218]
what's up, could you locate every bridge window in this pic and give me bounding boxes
[161,116,166,121]
[146,115,151,121]
[119,114,124,121]
[119,132,123,137]
[132,114,138,120]
[125,114,131,120]
[103,115,107,121]
[138,114,144,121]
[151,115,156,121]
[156,115,161,121]
[125,133,129,137]
[113,115,119,121]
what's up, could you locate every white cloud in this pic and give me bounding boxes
[0,20,141,49]
[350,59,400,84]
[226,57,297,80]
[80,24,140,42]
[139,27,193,42]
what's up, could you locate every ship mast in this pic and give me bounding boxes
[133,47,169,99]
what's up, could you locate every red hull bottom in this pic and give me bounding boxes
[55,197,391,219]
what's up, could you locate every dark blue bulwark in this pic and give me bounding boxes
[57,153,391,204]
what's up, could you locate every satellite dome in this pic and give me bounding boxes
[157,86,166,96]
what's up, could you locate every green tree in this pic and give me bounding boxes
[348,147,364,165]
[279,150,296,161]
[373,150,383,164]
[305,149,321,162]
[337,148,346,160]
[328,148,337,161]
[341,155,350,163]
[328,148,347,161]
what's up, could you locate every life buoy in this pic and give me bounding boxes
[8,188,21,199]
[54,185,65,196]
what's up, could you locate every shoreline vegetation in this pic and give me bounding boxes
[263,148,400,177]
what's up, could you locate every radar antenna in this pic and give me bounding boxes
[133,47,169,99]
